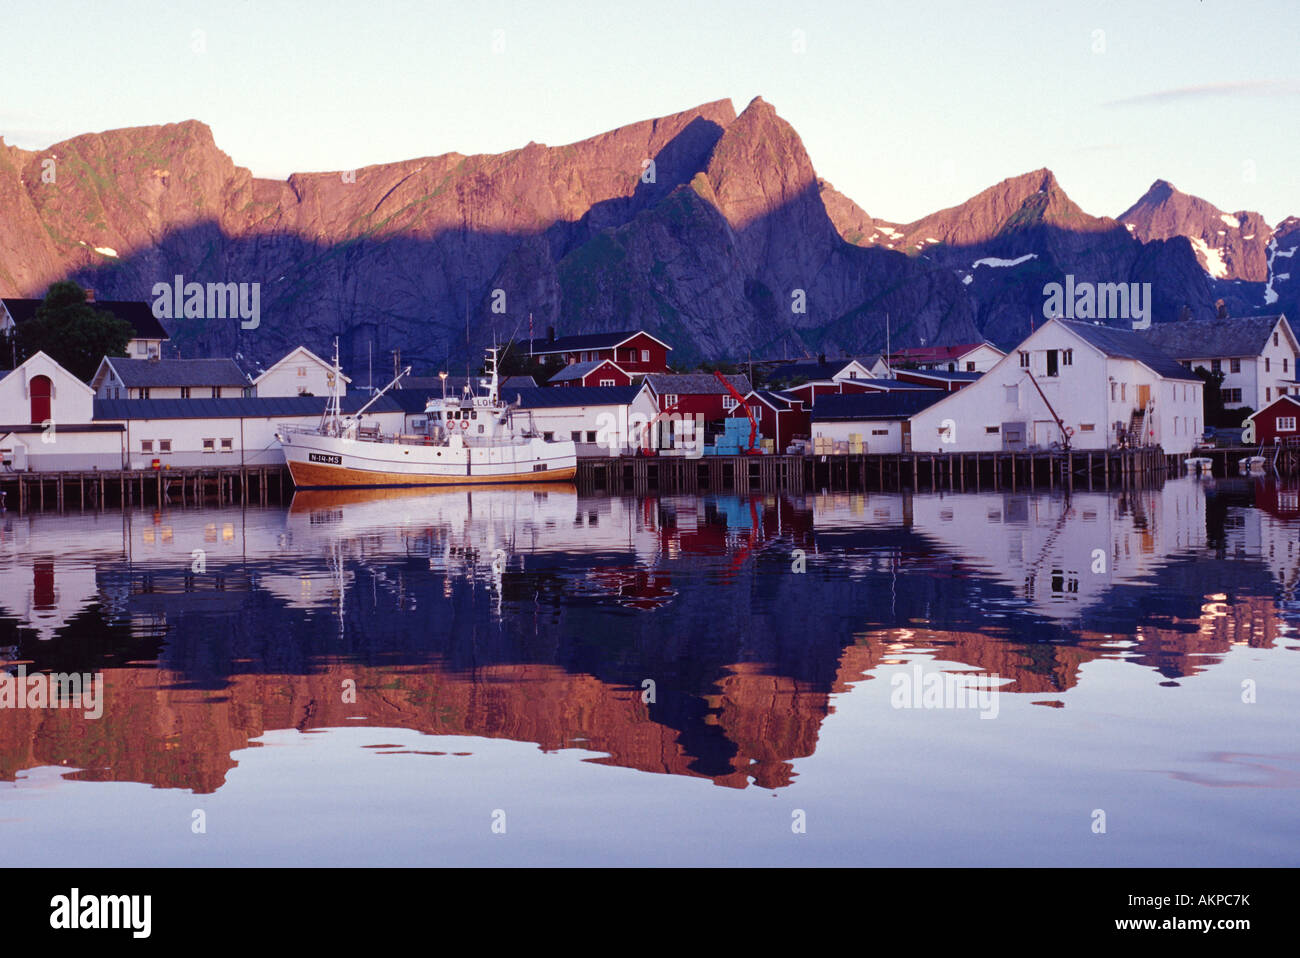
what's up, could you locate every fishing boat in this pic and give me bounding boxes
[276,344,577,487]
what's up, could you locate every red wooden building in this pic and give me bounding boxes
[1245,394,1300,447]
[545,359,633,388]
[523,329,672,374]
[644,373,753,420]
[729,390,810,451]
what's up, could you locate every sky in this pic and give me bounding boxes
[3,0,1299,224]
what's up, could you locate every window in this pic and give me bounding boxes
[1286,358,1290,374]
[871,428,889,436]
[1279,417,1296,432]
[202,439,215,453]
[138,387,151,399]
[849,371,858,379]
[723,396,738,410]
[966,361,975,371]
[1211,359,1222,374]
[1079,423,1095,432]
[1282,387,1290,397]
[220,438,233,451]
[542,432,554,442]
[599,378,615,387]
[1121,383,1127,401]
[1046,350,1059,376]
[1275,332,1280,346]
[1110,382,1117,401]
[1224,388,1243,403]
[159,439,172,453]
[664,394,678,407]
[297,366,307,377]
[985,425,999,434]
[140,440,153,453]
[1019,351,1030,368]
[641,349,649,362]
[586,431,597,443]
[180,386,191,399]
[1062,349,1073,366]
[212,387,222,398]
[571,431,582,443]
[1266,358,1271,373]
[1267,388,1272,401]
[1231,358,1241,373]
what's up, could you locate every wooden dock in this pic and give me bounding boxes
[577,447,1184,495]
[0,446,1261,513]
[0,466,290,514]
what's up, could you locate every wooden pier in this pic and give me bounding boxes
[577,447,1185,495]
[0,466,290,514]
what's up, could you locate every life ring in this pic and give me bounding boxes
[460,420,469,430]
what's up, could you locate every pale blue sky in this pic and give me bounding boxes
[3,0,1298,224]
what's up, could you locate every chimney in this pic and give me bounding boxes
[84,288,95,302]
[547,326,556,342]
[1216,299,1229,319]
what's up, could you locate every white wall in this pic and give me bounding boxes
[910,321,1201,455]
[256,349,345,398]
[812,419,905,453]
[0,351,95,426]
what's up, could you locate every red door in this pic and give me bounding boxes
[30,375,52,424]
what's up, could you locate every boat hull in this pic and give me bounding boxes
[280,432,577,488]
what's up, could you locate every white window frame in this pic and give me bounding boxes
[1279,417,1297,432]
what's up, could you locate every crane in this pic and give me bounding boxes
[714,371,761,454]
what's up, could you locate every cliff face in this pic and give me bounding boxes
[0,101,1288,373]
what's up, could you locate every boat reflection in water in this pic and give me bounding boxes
[0,477,1298,818]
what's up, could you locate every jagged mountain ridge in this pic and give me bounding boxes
[0,99,1285,372]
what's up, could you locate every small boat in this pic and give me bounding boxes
[277,345,577,488]
[1183,457,1213,476]
[1238,455,1268,476]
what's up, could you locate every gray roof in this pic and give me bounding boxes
[1136,315,1288,360]
[546,360,623,383]
[93,395,401,421]
[895,368,982,382]
[644,373,752,395]
[857,378,943,391]
[1060,320,1199,380]
[520,329,670,354]
[507,385,646,409]
[3,297,169,341]
[105,358,249,388]
[812,390,947,422]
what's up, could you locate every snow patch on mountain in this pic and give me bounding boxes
[1190,237,1228,279]
[971,253,1037,268]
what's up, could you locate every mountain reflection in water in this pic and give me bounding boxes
[1,477,1297,797]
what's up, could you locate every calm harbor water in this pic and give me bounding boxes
[1,477,1298,866]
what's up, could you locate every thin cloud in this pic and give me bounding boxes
[1103,80,1300,108]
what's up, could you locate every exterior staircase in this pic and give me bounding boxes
[1128,408,1147,447]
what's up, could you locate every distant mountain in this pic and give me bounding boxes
[1118,179,1273,282]
[0,100,1285,372]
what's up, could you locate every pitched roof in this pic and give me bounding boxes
[1136,314,1289,359]
[644,373,752,395]
[812,390,946,422]
[745,389,801,410]
[253,346,351,383]
[546,359,625,383]
[506,385,648,409]
[103,357,250,388]
[520,329,671,354]
[856,378,944,391]
[894,368,982,382]
[1059,320,1199,380]
[2,297,169,341]
[767,359,870,383]
[888,342,1002,363]
[92,394,402,421]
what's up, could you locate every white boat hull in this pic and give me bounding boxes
[279,430,577,487]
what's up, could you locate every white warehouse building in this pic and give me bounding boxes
[909,319,1203,456]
